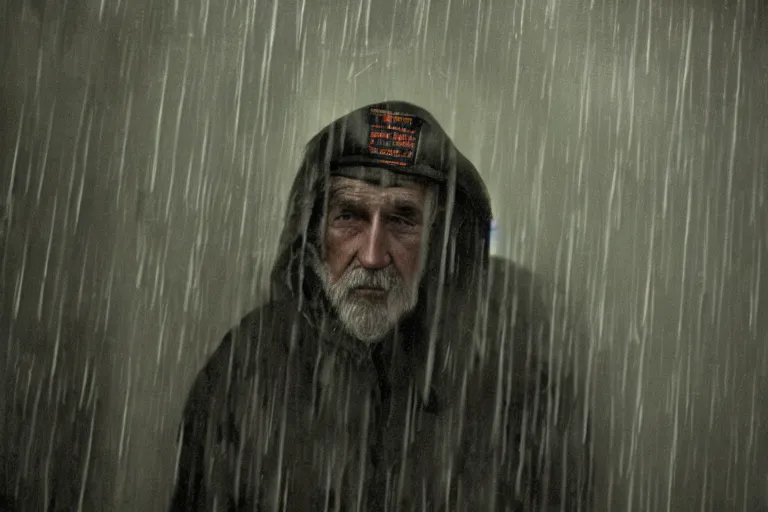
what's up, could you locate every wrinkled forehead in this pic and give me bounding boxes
[330,165,434,189]
[327,168,433,205]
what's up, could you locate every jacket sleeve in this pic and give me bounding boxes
[532,284,593,511]
[544,371,593,511]
[170,332,235,511]
[489,261,593,510]
[492,365,592,512]
[169,365,213,511]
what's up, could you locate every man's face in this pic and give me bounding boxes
[314,175,432,343]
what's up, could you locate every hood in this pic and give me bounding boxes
[269,101,493,347]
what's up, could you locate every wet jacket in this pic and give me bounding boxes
[170,102,591,511]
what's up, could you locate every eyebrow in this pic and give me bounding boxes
[329,195,424,216]
[389,202,422,218]
[328,197,364,213]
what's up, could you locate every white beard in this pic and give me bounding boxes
[313,260,420,344]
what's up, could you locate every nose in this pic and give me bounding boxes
[357,214,391,270]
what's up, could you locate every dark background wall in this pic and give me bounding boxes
[1,0,766,509]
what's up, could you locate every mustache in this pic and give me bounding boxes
[336,266,400,292]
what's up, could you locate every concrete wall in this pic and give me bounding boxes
[1,0,766,509]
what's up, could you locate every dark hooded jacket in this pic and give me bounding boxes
[170,101,592,511]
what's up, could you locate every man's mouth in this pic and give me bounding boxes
[351,286,388,299]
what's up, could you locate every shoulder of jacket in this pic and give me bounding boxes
[194,300,294,382]
[235,298,300,334]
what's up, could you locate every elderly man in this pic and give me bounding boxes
[170,101,591,511]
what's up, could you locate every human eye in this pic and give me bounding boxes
[330,203,365,224]
[387,211,423,232]
[389,215,416,227]
[388,205,422,228]
[334,209,356,221]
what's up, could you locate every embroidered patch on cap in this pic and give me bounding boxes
[367,108,423,167]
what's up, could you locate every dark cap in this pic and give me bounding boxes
[311,100,492,222]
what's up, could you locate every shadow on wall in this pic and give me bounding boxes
[0,90,110,510]
[0,1,130,509]
[0,317,102,511]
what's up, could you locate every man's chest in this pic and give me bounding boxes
[223,350,477,510]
